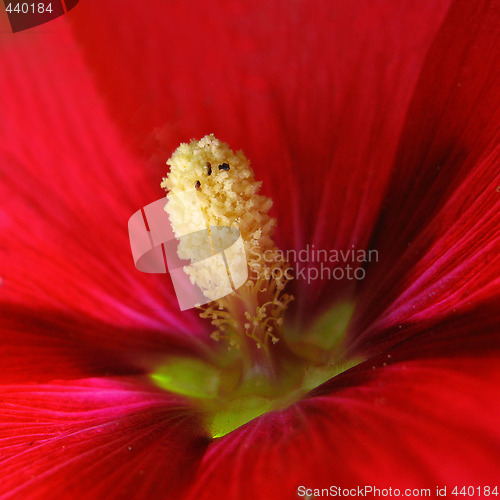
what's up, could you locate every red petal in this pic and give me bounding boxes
[186,349,500,499]
[0,305,208,384]
[0,378,208,499]
[357,298,500,362]
[351,0,500,353]
[0,21,205,341]
[67,1,451,320]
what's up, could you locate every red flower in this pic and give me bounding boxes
[1,0,499,498]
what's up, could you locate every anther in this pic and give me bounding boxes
[161,134,292,353]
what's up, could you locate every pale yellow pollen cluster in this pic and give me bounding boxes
[161,134,293,349]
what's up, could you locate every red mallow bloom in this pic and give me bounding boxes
[1,0,499,498]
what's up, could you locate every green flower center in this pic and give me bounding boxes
[152,300,360,438]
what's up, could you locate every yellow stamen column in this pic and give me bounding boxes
[161,135,293,381]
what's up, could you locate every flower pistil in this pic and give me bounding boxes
[161,135,293,378]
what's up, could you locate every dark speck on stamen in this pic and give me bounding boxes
[206,162,212,175]
[218,163,230,171]
[195,180,201,190]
